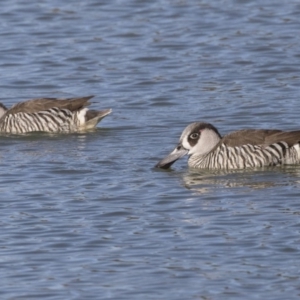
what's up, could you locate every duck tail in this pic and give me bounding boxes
[82,108,112,129]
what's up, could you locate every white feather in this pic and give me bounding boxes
[77,108,88,126]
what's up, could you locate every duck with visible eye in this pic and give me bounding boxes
[156,122,300,170]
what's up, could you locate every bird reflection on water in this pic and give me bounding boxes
[180,166,300,195]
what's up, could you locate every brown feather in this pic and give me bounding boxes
[6,96,94,115]
[264,131,300,147]
[221,129,300,148]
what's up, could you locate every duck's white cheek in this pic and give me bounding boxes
[182,137,191,150]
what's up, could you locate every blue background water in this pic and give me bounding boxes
[0,1,300,299]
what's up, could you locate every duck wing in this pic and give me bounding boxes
[6,96,93,115]
[220,129,296,147]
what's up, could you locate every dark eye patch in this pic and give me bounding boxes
[188,132,200,146]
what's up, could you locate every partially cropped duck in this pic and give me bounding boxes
[156,122,300,170]
[0,96,111,133]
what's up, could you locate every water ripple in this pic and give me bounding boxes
[1,0,300,299]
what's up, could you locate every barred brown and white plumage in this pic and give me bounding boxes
[155,122,300,170]
[0,96,112,133]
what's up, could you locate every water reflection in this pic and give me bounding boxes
[181,166,300,194]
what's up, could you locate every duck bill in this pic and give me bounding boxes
[155,146,188,169]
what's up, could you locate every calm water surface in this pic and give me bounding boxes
[0,0,300,299]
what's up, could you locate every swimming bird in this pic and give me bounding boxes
[0,96,112,133]
[156,122,300,170]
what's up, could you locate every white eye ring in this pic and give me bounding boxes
[190,133,199,139]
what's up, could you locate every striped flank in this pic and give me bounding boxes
[189,142,298,169]
[0,108,81,133]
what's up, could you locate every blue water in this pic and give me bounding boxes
[0,0,300,299]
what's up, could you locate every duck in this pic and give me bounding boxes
[0,96,112,133]
[155,122,300,170]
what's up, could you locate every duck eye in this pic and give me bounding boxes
[190,133,199,139]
